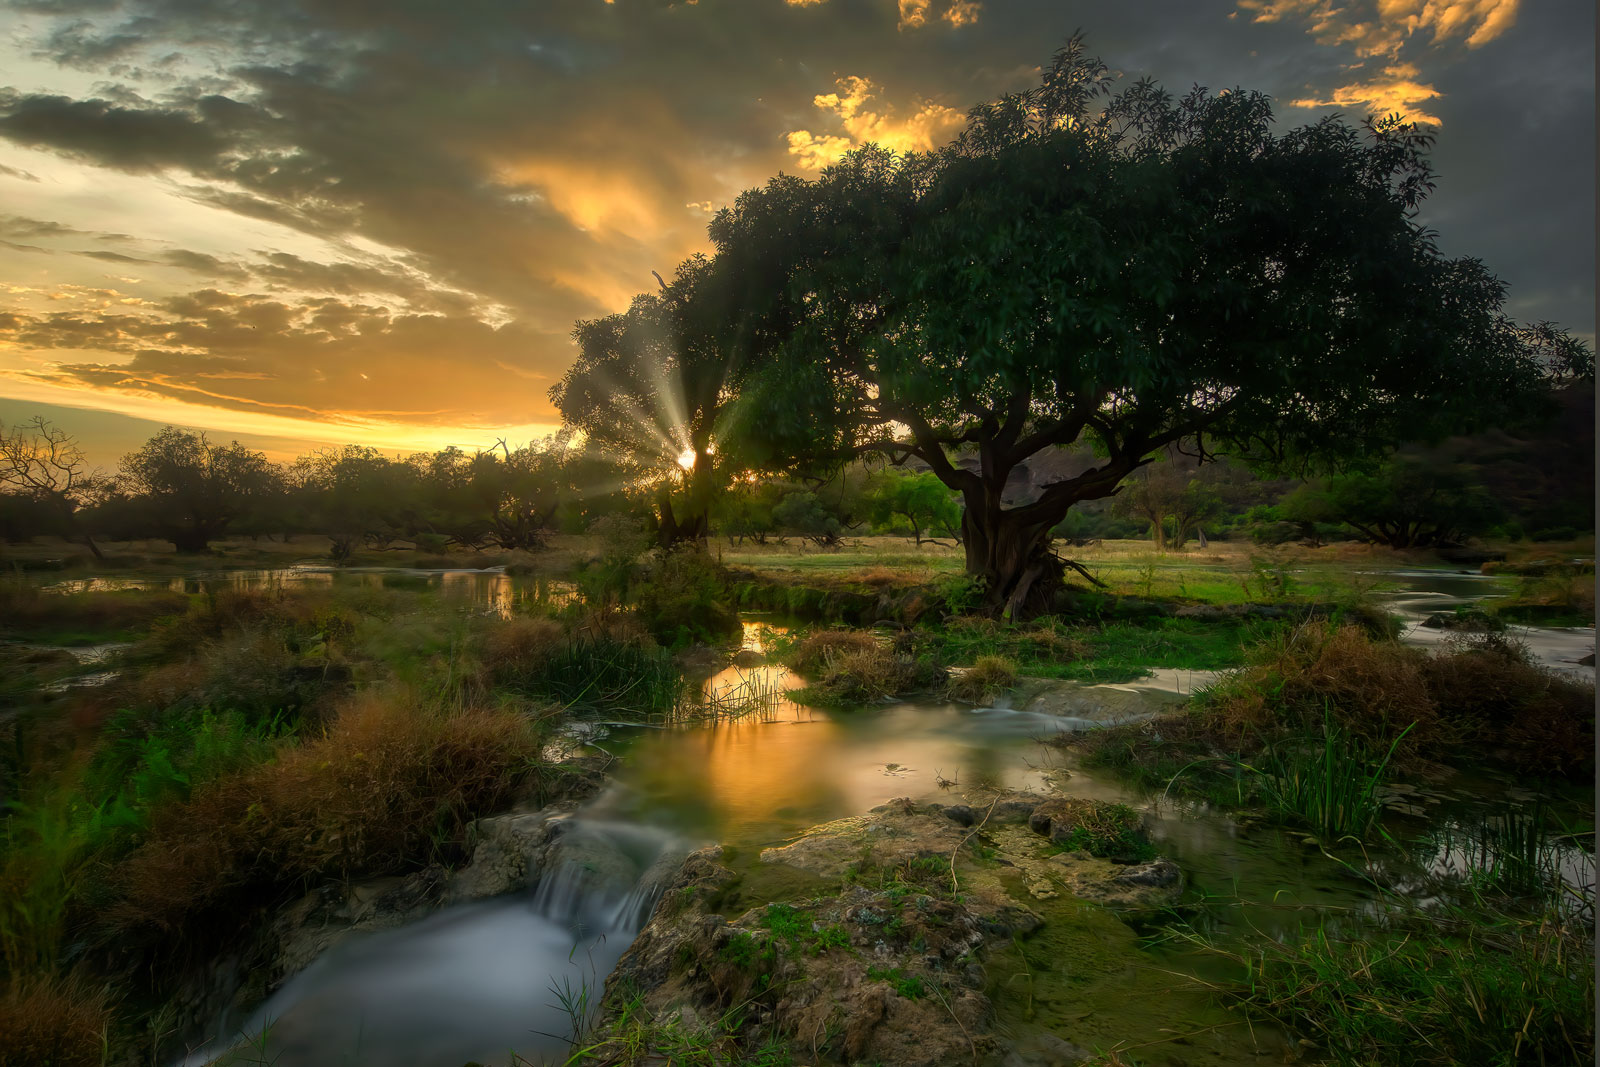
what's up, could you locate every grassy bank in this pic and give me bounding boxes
[0,577,698,1063]
[1065,622,1595,840]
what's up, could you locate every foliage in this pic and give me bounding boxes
[629,548,739,646]
[1309,455,1506,548]
[117,427,278,552]
[553,256,748,547]
[770,491,843,547]
[867,470,960,546]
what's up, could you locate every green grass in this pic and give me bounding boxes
[865,965,927,1000]
[1246,718,1413,841]
[1212,906,1594,1066]
[914,615,1280,684]
[565,987,795,1067]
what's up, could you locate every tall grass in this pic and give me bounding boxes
[0,974,109,1067]
[1249,716,1413,840]
[507,636,687,718]
[1216,905,1594,1066]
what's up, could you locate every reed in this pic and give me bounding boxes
[1248,716,1412,840]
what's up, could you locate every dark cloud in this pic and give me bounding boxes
[0,92,232,171]
[0,0,1590,446]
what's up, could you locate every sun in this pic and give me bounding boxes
[676,447,697,470]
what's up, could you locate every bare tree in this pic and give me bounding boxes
[0,416,105,558]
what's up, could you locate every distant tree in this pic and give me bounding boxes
[869,470,961,546]
[120,428,277,552]
[0,416,105,558]
[299,446,421,560]
[1115,462,1187,552]
[1316,457,1504,548]
[554,255,749,548]
[714,35,1591,615]
[772,491,844,547]
[461,438,567,550]
[714,478,785,545]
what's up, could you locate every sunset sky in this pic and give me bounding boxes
[0,0,1592,466]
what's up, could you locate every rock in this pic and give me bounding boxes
[1019,681,1182,727]
[445,808,557,902]
[1003,1032,1095,1067]
[1113,859,1182,889]
[943,804,977,827]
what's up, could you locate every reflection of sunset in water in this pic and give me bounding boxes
[610,703,1050,848]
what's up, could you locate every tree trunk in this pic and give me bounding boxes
[171,529,210,553]
[961,505,1065,619]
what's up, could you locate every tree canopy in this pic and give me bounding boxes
[118,428,278,552]
[705,36,1590,613]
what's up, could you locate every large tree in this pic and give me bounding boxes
[713,37,1591,615]
[119,428,277,552]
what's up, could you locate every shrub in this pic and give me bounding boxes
[1199,623,1594,778]
[102,693,540,961]
[944,655,1018,704]
[787,630,881,675]
[0,976,108,1067]
[631,548,739,646]
[1200,621,1439,752]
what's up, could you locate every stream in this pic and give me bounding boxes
[33,564,1592,1065]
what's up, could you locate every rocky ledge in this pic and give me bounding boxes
[580,790,1183,1067]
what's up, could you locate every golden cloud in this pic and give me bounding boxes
[942,0,981,27]
[896,0,979,29]
[786,76,964,169]
[1237,0,1518,58]
[1289,61,1444,123]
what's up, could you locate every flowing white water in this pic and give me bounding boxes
[178,820,691,1067]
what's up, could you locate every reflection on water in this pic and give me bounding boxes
[1378,568,1595,681]
[43,566,581,620]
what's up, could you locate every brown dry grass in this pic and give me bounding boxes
[103,691,539,956]
[479,615,565,680]
[945,655,1019,704]
[0,975,108,1067]
[788,630,883,675]
[1201,622,1594,776]
[1204,621,1440,749]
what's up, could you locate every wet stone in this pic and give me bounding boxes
[943,804,977,827]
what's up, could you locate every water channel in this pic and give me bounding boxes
[23,563,1594,1065]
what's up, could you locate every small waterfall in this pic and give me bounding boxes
[178,818,691,1067]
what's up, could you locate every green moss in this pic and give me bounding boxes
[987,872,1269,1062]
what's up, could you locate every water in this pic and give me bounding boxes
[1378,567,1595,681]
[182,820,689,1067]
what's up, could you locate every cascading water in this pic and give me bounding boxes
[177,819,691,1067]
